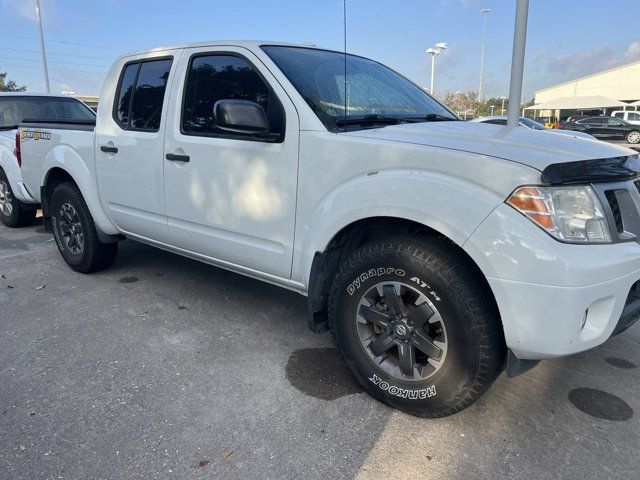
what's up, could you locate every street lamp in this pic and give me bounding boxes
[500,96,506,115]
[490,105,496,115]
[426,42,447,95]
[478,8,491,101]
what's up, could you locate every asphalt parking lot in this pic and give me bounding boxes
[1,222,639,480]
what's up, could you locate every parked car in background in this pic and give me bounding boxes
[471,115,596,140]
[559,116,640,144]
[612,110,640,126]
[0,93,96,227]
[16,41,640,417]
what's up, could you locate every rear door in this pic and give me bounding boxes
[95,52,178,242]
[580,118,607,137]
[162,46,299,279]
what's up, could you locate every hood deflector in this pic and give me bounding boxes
[541,155,640,185]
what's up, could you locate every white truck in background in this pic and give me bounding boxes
[0,93,95,227]
[16,41,640,417]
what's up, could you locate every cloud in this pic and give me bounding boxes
[547,43,617,79]
[3,0,58,25]
[625,40,640,62]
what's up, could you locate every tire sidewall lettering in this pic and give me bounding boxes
[347,267,406,295]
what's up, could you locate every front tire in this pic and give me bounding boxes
[0,169,36,228]
[327,236,506,417]
[51,182,118,273]
[626,130,640,144]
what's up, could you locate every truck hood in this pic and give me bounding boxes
[344,121,635,171]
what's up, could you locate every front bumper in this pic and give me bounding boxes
[464,204,640,360]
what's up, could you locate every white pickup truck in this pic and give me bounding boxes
[17,41,640,417]
[0,93,95,226]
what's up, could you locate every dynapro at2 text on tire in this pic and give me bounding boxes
[328,236,506,417]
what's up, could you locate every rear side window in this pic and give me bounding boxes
[629,112,640,121]
[113,58,172,132]
[181,54,284,140]
[614,112,624,119]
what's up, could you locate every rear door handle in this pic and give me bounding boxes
[100,146,118,153]
[166,153,190,162]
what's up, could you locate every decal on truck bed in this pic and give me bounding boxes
[20,130,51,141]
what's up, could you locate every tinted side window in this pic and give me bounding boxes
[181,54,284,140]
[486,119,506,125]
[629,112,640,121]
[130,59,172,131]
[614,112,624,118]
[585,118,604,125]
[113,58,172,132]
[115,63,138,126]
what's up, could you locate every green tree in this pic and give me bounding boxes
[0,72,26,92]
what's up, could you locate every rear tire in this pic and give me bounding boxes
[0,169,36,228]
[626,131,640,144]
[50,181,118,273]
[327,236,506,417]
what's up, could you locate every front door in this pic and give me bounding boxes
[162,47,299,279]
[96,53,177,242]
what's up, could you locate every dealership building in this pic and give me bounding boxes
[527,59,640,121]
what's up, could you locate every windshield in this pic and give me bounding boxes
[519,117,547,130]
[262,46,456,132]
[0,96,95,128]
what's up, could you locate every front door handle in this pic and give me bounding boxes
[166,153,190,162]
[100,145,118,153]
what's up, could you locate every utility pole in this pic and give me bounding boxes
[507,0,529,126]
[35,0,51,93]
[478,8,491,101]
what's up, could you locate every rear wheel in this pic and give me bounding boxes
[51,182,118,273]
[327,236,506,417]
[627,131,640,144]
[0,170,36,228]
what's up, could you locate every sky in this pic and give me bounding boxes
[1,0,639,101]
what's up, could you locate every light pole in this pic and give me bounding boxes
[507,0,529,126]
[426,42,447,95]
[35,0,50,93]
[500,96,506,115]
[478,8,491,101]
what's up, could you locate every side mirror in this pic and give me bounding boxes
[213,99,269,135]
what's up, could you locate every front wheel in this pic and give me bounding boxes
[327,236,506,417]
[626,131,640,144]
[0,170,36,227]
[51,182,118,273]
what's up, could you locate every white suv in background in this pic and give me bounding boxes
[612,110,640,126]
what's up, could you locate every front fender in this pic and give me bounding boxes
[41,145,119,235]
[0,146,37,203]
[293,169,504,286]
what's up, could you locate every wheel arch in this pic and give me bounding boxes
[306,216,502,337]
[41,165,120,238]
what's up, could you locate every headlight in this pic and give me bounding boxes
[507,185,612,244]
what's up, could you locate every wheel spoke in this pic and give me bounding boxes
[358,305,391,328]
[382,285,405,316]
[411,330,443,360]
[407,302,434,328]
[398,343,415,376]
[369,332,396,357]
